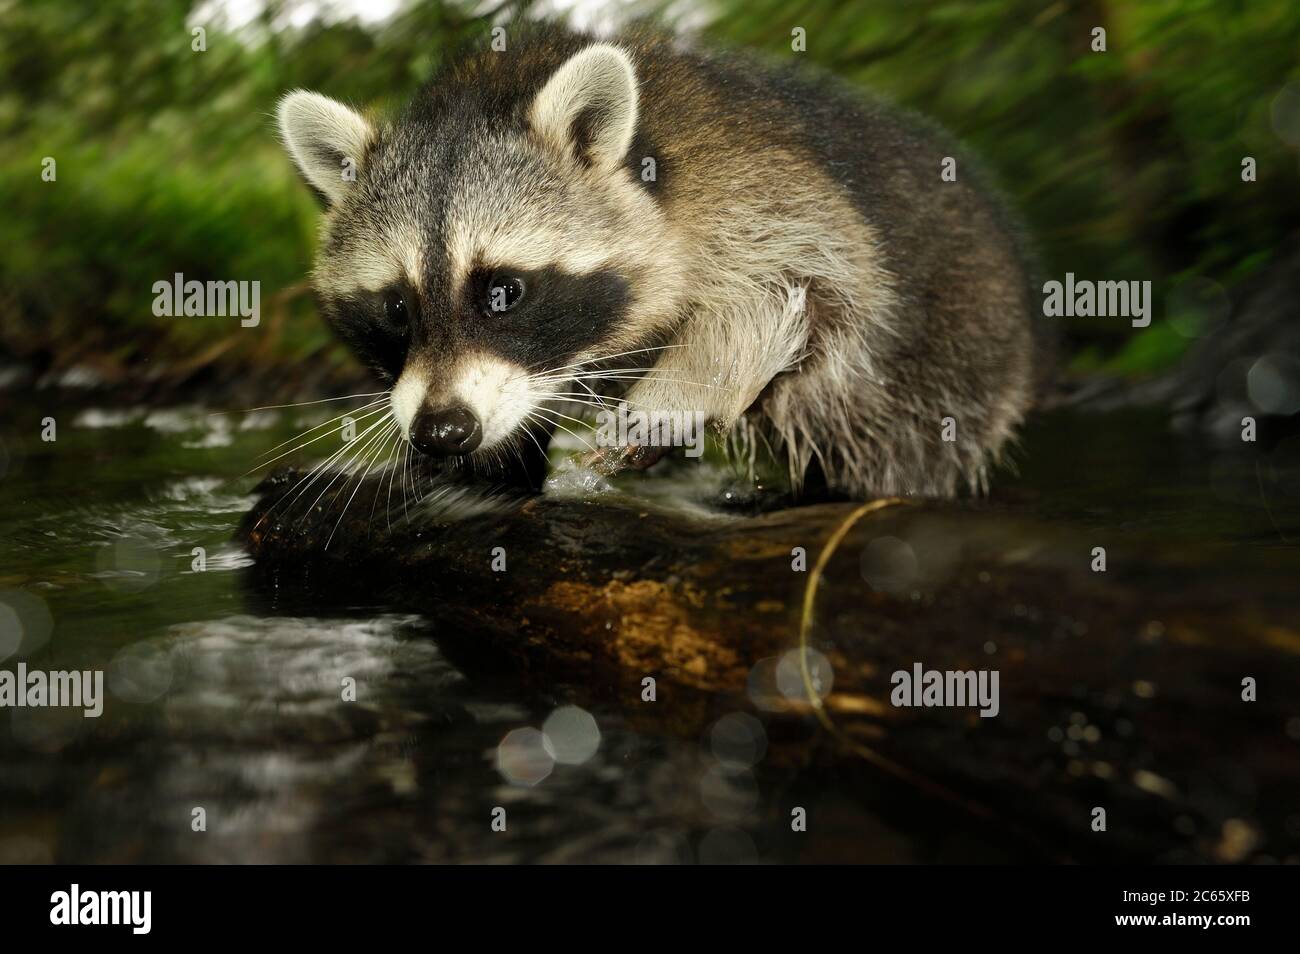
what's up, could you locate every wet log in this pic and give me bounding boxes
[238,469,1300,864]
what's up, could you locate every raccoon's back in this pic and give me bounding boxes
[632,38,1050,395]
[639,41,1034,290]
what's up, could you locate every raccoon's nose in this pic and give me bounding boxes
[410,405,482,457]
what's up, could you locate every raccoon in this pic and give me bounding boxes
[277,25,1046,499]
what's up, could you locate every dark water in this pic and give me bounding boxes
[1,394,1297,863]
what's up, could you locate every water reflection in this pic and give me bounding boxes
[0,398,1296,863]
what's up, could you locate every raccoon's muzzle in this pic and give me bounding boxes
[410,404,482,458]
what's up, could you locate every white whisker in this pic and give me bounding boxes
[326,420,400,549]
[527,343,684,378]
[211,391,388,416]
[250,399,390,468]
[526,408,597,454]
[280,412,395,522]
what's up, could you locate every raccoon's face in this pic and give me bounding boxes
[278,43,684,465]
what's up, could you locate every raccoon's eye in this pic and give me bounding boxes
[485,273,526,315]
[383,291,409,328]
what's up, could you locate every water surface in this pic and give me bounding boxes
[1,396,1297,863]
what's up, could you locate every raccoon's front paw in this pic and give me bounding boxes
[582,444,673,475]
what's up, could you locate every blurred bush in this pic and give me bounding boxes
[1,0,1296,390]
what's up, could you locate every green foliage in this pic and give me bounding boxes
[0,0,526,379]
[1,0,1296,384]
[0,136,320,357]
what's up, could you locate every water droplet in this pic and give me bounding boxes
[541,705,600,765]
[709,712,767,768]
[859,536,918,595]
[496,727,553,786]
[775,648,834,702]
[0,589,53,661]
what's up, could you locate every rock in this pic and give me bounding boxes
[238,468,1300,862]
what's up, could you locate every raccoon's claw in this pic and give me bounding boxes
[582,444,673,475]
[622,444,673,471]
[579,447,618,475]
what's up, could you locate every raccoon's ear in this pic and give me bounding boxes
[277,90,377,205]
[529,43,638,174]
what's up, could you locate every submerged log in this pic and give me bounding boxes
[238,469,1300,864]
